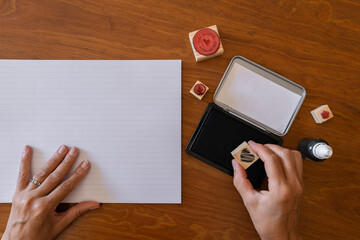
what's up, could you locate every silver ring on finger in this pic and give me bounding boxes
[29,178,42,187]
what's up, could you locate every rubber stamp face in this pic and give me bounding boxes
[311,105,333,123]
[231,141,260,169]
[190,81,209,100]
[240,148,255,163]
[321,110,330,119]
[194,83,206,95]
[193,28,220,56]
[189,25,224,61]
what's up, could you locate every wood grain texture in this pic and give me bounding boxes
[0,0,359,239]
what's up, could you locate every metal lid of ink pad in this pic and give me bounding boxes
[213,56,306,136]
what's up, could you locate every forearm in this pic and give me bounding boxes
[1,231,7,240]
[258,217,302,240]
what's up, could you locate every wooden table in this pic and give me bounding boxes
[1,0,359,239]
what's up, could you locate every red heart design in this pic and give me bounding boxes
[203,38,210,46]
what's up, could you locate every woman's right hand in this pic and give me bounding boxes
[232,141,303,240]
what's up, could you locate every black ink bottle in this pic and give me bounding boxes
[298,138,333,162]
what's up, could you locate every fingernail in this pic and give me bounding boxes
[69,147,78,156]
[248,141,257,148]
[58,145,67,154]
[81,160,89,169]
[22,145,29,158]
[232,159,238,171]
[89,203,100,210]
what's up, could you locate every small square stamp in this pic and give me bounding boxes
[311,105,333,123]
[190,80,209,100]
[189,25,224,62]
[231,141,259,169]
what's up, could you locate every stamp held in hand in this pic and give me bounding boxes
[231,141,259,169]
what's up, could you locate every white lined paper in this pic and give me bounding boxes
[0,60,181,203]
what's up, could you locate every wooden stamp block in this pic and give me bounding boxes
[190,80,209,100]
[311,105,333,123]
[231,141,259,169]
[189,25,224,62]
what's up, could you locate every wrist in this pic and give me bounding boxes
[260,234,302,240]
[1,231,9,240]
[260,227,302,240]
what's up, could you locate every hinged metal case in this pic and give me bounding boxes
[213,56,306,136]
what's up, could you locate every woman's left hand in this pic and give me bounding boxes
[2,145,100,240]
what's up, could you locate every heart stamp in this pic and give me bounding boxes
[189,25,224,61]
[192,28,220,56]
[240,148,255,163]
[231,141,259,169]
[203,38,210,46]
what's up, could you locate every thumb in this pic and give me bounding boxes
[57,201,100,231]
[232,160,256,202]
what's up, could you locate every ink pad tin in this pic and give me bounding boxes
[186,56,306,188]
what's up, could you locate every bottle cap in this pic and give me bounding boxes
[313,143,333,159]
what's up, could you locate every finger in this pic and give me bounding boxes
[232,160,256,202]
[264,144,297,183]
[56,201,99,234]
[17,146,32,190]
[28,145,69,190]
[47,160,90,205]
[35,147,79,196]
[292,150,303,185]
[248,141,285,188]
